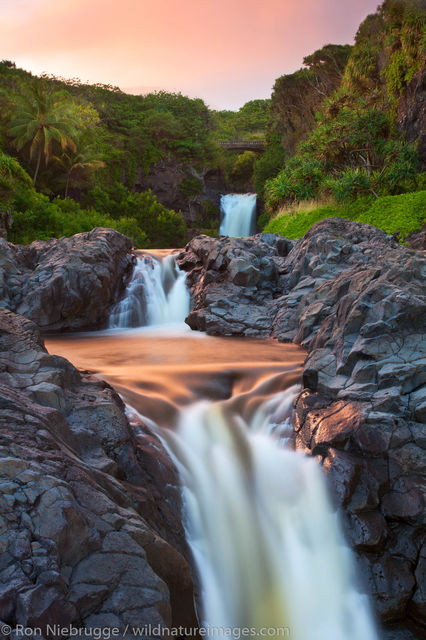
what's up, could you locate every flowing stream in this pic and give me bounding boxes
[220,193,257,237]
[45,251,378,639]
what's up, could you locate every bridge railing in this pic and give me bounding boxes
[216,140,266,150]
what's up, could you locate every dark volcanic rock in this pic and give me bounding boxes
[0,227,134,331]
[179,233,288,336]
[0,309,196,632]
[178,218,426,633]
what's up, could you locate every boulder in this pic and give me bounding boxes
[0,228,134,331]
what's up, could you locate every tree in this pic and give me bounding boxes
[54,146,105,198]
[8,83,78,185]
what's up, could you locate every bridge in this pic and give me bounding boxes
[217,140,266,152]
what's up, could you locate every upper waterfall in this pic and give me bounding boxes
[109,252,190,328]
[220,193,256,237]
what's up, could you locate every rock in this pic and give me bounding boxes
[409,543,426,624]
[406,226,426,251]
[0,228,134,331]
[179,218,426,632]
[0,210,13,240]
[358,554,416,621]
[0,309,196,631]
[177,234,281,336]
[16,585,76,628]
[229,257,261,286]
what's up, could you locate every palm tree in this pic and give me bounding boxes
[54,146,105,198]
[8,83,78,185]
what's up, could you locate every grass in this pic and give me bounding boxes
[263,191,426,241]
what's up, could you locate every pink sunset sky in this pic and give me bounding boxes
[1,0,380,110]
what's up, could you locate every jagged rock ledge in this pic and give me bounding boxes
[0,309,196,631]
[177,218,426,637]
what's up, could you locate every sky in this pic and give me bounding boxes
[0,0,380,110]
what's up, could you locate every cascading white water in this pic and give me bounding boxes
[165,385,378,640]
[109,253,190,328]
[220,193,257,237]
[46,328,379,638]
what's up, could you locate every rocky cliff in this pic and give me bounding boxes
[178,219,426,636]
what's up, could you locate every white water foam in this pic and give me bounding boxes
[163,386,378,640]
[109,253,190,328]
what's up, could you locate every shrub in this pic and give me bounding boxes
[325,168,373,202]
[357,190,426,239]
[178,176,204,198]
[263,191,426,240]
[265,154,325,209]
[8,190,148,246]
[85,184,187,247]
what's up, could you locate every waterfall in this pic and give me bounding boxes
[164,385,378,640]
[220,193,257,237]
[109,252,190,328]
[47,323,379,638]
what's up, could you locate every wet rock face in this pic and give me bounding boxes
[0,309,196,631]
[0,228,134,331]
[179,218,426,632]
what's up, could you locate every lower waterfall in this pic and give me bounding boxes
[46,331,378,640]
[220,193,257,237]
[109,252,190,328]
[164,387,378,640]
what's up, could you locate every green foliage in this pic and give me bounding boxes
[264,203,354,238]
[267,44,353,157]
[380,0,426,104]
[0,63,205,246]
[256,211,271,230]
[325,169,373,202]
[253,137,286,197]
[357,190,426,238]
[191,200,220,236]
[85,184,186,248]
[6,177,148,247]
[7,82,80,185]
[113,217,149,248]
[0,151,32,205]
[262,1,424,212]
[230,151,257,190]
[263,191,426,240]
[178,176,203,198]
[343,14,383,91]
[1,151,160,248]
[265,86,421,209]
[265,154,325,209]
[212,99,270,191]
[9,189,114,245]
[212,99,269,142]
